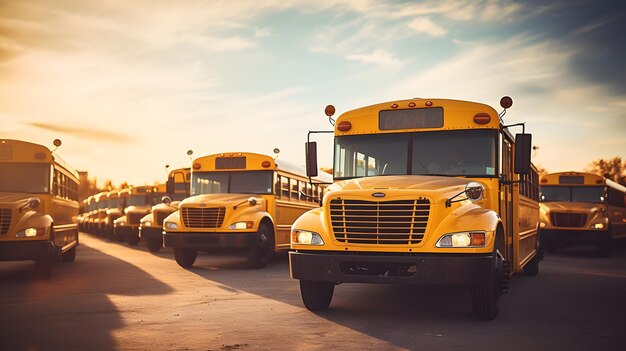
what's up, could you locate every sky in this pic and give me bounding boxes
[1,0,625,186]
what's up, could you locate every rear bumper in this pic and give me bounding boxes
[289,251,494,286]
[540,229,610,247]
[163,231,256,249]
[0,240,52,261]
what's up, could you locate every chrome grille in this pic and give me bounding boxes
[550,212,587,228]
[330,198,430,245]
[0,208,11,234]
[128,213,144,225]
[182,207,225,229]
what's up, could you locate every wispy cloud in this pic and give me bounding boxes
[346,49,405,67]
[408,17,448,37]
[25,122,134,143]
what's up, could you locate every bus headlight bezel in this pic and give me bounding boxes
[436,231,486,248]
[291,230,324,245]
[164,222,178,230]
[229,221,254,230]
[16,227,46,238]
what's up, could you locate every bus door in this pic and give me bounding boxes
[500,134,515,261]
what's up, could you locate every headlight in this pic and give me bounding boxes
[229,221,253,230]
[291,230,324,245]
[164,222,178,230]
[590,223,605,229]
[16,227,46,238]
[436,231,486,248]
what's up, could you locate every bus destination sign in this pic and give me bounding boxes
[215,157,247,169]
[379,107,444,130]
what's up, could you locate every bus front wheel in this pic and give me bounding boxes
[246,223,274,269]
[300,280,335,311]
[174,248,197,268]
[145,237,163,253]
[471,249,505,320]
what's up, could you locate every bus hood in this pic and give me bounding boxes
[327,176,476,202]
[540,202,603,213]
[180,194,260,207]
[0,192,38,207]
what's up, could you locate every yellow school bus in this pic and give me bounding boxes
[539,171,626,256]
[0,139,79,278]
[113,185,165,245]
[92,191,109,236]
[101,189,123,240]
[82,195,95,233]
[140,167,190,252]
[291,97,539,319]
[163,152,330,268]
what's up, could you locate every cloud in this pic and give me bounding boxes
[346,49,405,67]
[25,122,134,143]
[408,17,448,37]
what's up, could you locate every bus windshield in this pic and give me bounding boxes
[0,163,50,193]
[191,171,273,196]
[540,186,605,203]
[334,130,497,180]
[127,195,148,206]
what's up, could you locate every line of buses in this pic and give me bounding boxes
[1,96,624,319]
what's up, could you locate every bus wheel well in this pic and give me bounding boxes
[495,224,505,254]
[260,217,275,233]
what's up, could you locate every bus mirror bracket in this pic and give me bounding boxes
[514,133,532,175]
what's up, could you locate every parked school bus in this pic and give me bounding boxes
[102,189,123,240]
[291,97,540,319]
[140,167,190,252]
[83,195,95,233]
[92,191,108,236]
[78,198,88,232]
[0,139,79,278]
[114,185,165,245]
[163,152,329,268]
[539,171,626,256]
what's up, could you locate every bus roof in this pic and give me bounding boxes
[335,98,500,136]
[192,152,332,183]
[0,139,79,179]
[541,171,626,192]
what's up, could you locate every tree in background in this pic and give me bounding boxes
[587,156,626,185]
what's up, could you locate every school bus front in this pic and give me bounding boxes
[290,98,538,320]
[163,152,324,269]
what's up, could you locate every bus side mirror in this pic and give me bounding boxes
[306,142,318,177]
[166,177,175,195]
[514,133,532,175]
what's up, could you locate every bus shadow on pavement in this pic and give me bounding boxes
[0,244,174,351]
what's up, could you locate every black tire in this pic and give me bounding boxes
[145,236,163,253]
[523,253,539,276]
[471,250,504,320]
[246,223,275,269]
[126,231,140,246]
[300,280,335,311]
[61,246,77,263]
[34,259,52,279]
[174,248,197,268]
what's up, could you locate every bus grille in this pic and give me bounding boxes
[182,207,226,229]
[330,198,430,245]
[128,213,144,225]
[550,212,587,228]
[154,211,169,226]
[0,208,10,234]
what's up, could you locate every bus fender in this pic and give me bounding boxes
[432,203,500,248]
[13,211,54,238]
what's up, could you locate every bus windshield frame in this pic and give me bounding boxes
[191,170,274,196]
[0,162,51,194]
[540,185,606,203]
[333,129,498,180]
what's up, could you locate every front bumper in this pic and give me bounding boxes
[140,226,162,240]
[289,251,494,286]
[0,240,52,261]
[540,229,610,247]
[163,231,257,249]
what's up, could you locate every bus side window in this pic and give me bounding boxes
[275,175,281,197]
[281,176,290,199]
[291,180,300,201]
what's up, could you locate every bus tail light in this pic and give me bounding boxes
[193,163,201,170]
[262,161,271,168]
[337,121,352,132]
[473,113,491,125]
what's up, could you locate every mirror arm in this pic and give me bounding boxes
[503,122,525,133]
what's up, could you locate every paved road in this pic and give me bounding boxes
[1,234,625,351]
